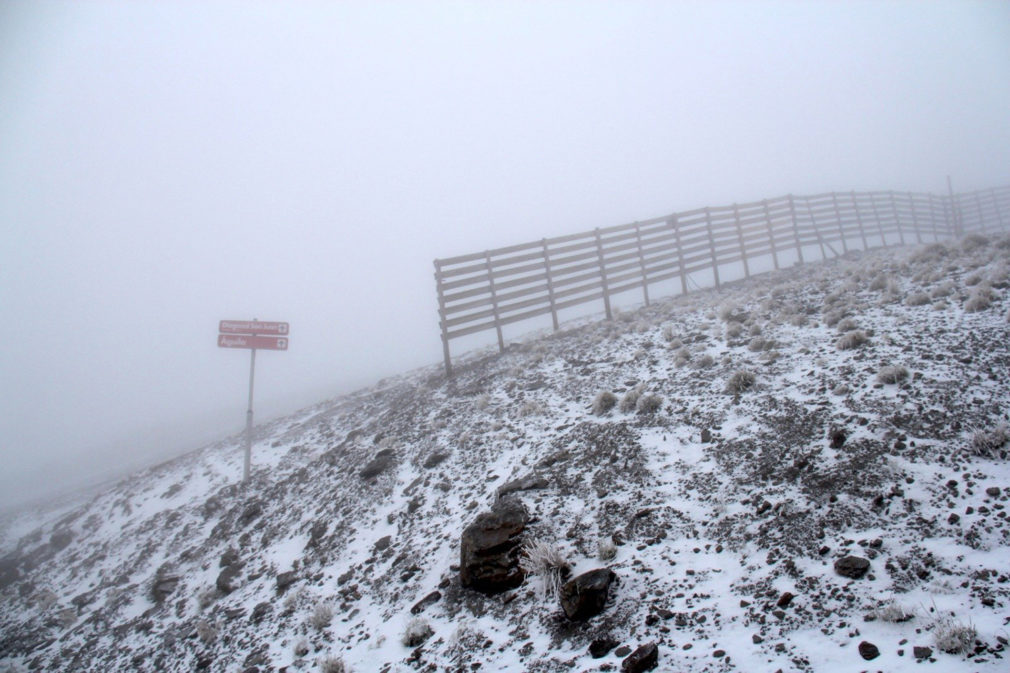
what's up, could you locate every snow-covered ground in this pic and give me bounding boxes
[2,235,1010,672]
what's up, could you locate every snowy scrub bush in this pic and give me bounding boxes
[961,233,989,253]
[930,282,953,299]
[197,586,217,611]
[695,354,715,369]
[748,336,776,352]
[318,656,351,673]
[835,317,858,333]
[905,292,930,307]
[871,599,915,623]
[725,370,756,395]
[725,322,743,339]
[195,619,217,645]
[308,602,333,630]
[591,391,617,416]
[674,347,691,367]
[832,383,850,396]
[932,615,977,655]
[964,286,993,312]
[836,330,869,351]
[971,424,1009,458]
[636,393,663,414]
[402,617,434,647]
[718,303,741,322]
[294,640,309,657]
[520,539,570,599]
[597,537,617,561]
[876,365,909,385]
[823,309,849,328]
[518,399,543,417]
[619,386,643,413]
[869,273,890,291]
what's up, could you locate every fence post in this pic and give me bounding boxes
[672,215,687,295]
[434,259,453,378]
[634,222,650,306]
[832,192,848,253]
[705,207,720,288]
[909,192,923,244]
[763,199,779,270]
[889,190,904,246]
[947,175,962,237]
[733,203,749,278]
[542,238,559,331]
[594,228,613,320]
[975,191,986,233]
[805,196,826,260]
[853,191,869,250]
[485,251,505,352]
[788,194,804,264]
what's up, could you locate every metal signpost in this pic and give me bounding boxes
[218,319,289,482]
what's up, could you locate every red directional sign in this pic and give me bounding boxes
[219,320,289,335]
[218,334,289,350]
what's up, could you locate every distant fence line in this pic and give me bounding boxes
[434,184,1010,377]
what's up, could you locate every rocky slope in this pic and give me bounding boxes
[2,234,1010,673]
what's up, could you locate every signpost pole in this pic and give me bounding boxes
[243,346,256,482]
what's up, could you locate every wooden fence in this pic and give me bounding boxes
[434,184,1010,376]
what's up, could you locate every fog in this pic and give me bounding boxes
[1,1,1008,510]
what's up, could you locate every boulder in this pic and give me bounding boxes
[621,642,658,672]
[360,449,396,479]
[589,637,619,658]
[497,473,548,498]
[276,571,298,592]
[834,556,870,579]
[858,641,880,660]
[459,497,528,594]
[0,555,20,590]
[559,568,616,621]
[217,565,242,594]
[150,573,180,603]
[410,590,442,615]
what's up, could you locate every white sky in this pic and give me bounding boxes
[2,0,1009,509]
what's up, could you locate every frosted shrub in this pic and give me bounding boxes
[961,233,989,253]
[597,537,617,561]
[835,317,858,333]
[293,639,309,657]
[402,617,434,647]
[932,615,977,654]
[196,619,217,645]
[695,354,715,369]
[930,282,953,299]
[636,394,663,414]
[619,387,642,413]
[674,347,691,367]
[823,309,849,328]
[308,602,333,630]
[905,292,930,307]
[518,399,543,417]
[591,391,617,416]
[836,330,869,351]
[318,656,350,673]
[725,322,743,339]
[964,288,992,312]
[871,599,915,623]
[718,303,741,322]
[520,539,570,599]
[725,370,756,395]
[971,424,1009,458]
[869,273,890,291]
[877,365,909,385]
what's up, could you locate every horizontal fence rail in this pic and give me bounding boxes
[434,184,1010,376]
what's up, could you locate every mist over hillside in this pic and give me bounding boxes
[2,235,1010,672]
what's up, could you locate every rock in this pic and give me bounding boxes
[239,502,262,526]
[834,556,870,579]
[559,568,616,621]
[220,548,240,568]
[829,427,847,448]
[459,497,528,594]
[216,565,242,594]
[621,642,659,672]
[276,571,298,592]
[700,429,712,443]
[497,473,548,498]
[360,449,396,479]
[251,601,272,623]
[150,573,180,603]
[423,452,449,468]
[858,641,880,660]
[308,522,328,547]
[777,591,795,608]
[0,555,21,590]
[410,590,442,615]
[374,536,392,552]
[589,637,619,658]
[913,645,933,659]
[50,530,74,551]
[614,645,632,657]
